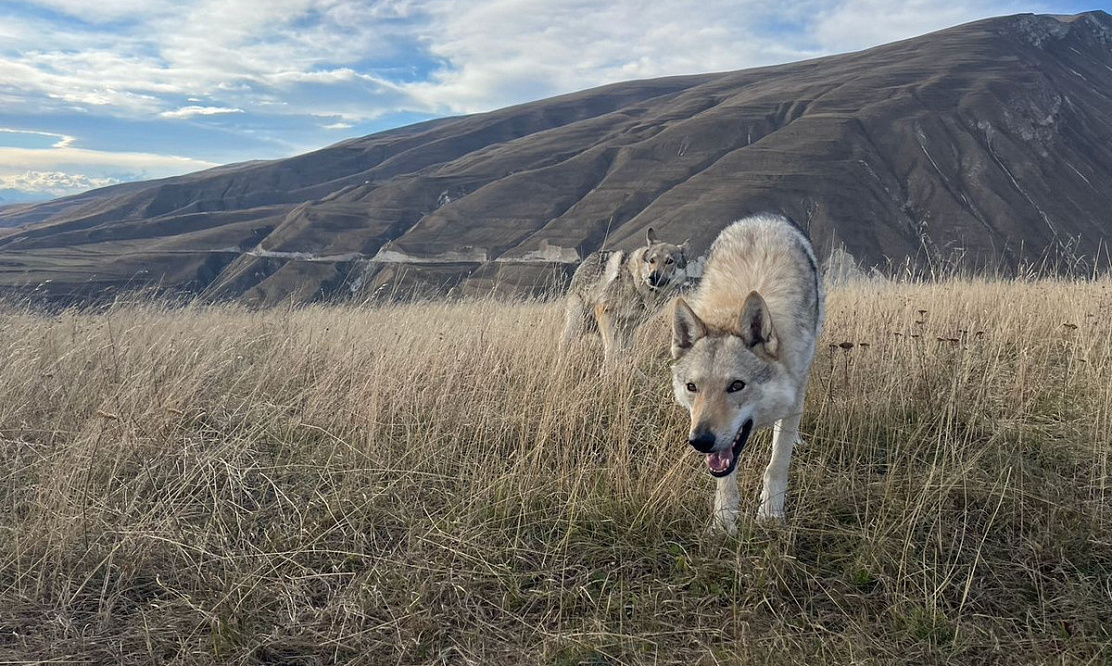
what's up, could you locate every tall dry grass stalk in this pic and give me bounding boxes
[0,278,1109,664]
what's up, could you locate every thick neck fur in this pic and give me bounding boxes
[689,217,820,378]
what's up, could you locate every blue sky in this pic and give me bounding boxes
[0,0,1105,203]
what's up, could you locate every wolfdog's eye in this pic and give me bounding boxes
[685,382,697,393]
[665,258,674,265]
[727,380,746,393]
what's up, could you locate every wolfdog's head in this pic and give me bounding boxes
[629,228,688,291]
[669,293,798,477]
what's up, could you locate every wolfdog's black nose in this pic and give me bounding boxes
[688,430,716,453]
[648,271,665,287]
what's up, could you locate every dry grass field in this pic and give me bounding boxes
[0,278,1110,664]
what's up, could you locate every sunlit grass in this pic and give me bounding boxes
[0,277,1109,663]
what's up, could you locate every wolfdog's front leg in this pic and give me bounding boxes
[561,296,588,348]
[712,470,740,534]
[594,304,619,364]
[758,410,802,522]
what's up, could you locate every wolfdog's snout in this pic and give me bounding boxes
[688,428,717,453]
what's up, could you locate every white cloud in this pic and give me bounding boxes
[1,1,423,123]
[322,122,354,130]
[0,145,218,178]
[809,0,1038,52]
[160,105,245,119]
[405,0,801,113]
[0,170,119,196]
[0,52,170,115]
[0,127,75,148]
[20,0,178,23]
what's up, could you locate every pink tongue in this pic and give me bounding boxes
[706,451,733,473]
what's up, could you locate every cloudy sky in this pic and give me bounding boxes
[0,0,1103,202]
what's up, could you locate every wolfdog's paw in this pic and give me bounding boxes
[756,503,785,524]
[708,513,738,537]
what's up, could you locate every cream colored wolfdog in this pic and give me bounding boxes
[670,214,823,532]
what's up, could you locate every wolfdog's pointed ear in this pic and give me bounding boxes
[646,227,659,245]
[739,291,779,357]
[672,298,706,359]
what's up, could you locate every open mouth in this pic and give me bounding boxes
[705,419,753,477]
